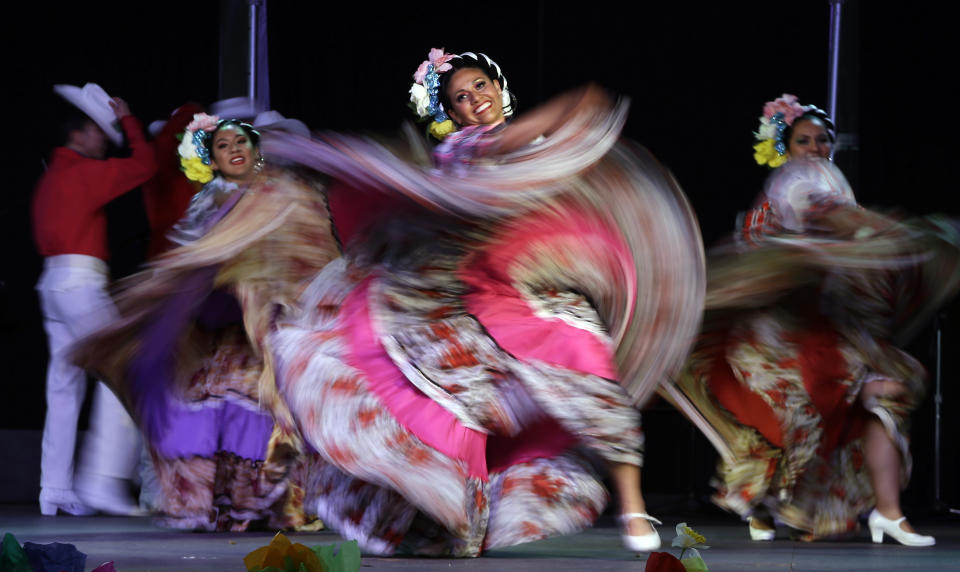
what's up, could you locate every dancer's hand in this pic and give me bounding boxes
[110,97,131,119]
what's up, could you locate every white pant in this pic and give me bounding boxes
[37,255,141,491]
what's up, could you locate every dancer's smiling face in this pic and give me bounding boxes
[210,125,257,184]
[444,67,504,127]
[788,117,832,160]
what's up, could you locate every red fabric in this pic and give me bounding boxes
[740,200,780,247]
[325,179,418,248]
[32,116,157,259]
[706,332,785,448]
[787,322,866,458]
[142,104,203,257]
[707,316,869,457]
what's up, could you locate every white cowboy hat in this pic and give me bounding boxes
[254,110,310,137]
[53,83,123,145]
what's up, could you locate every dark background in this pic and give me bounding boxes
[2,1,957,511]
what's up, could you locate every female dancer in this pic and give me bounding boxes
[667,94,960,545]
[263,49,704,555]
[77,116,339,530]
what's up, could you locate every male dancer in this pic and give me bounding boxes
[33,83,155,515]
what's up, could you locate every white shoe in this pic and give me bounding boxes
[39,488,95,516]
[76,474,148,516]
[867,509,935,546]
[619,513,662,552]
[748,516,775,541]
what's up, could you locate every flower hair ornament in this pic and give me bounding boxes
[409,48,515,140]
[753,93,840,168]
[177,113,261,183]
[752,94,807,168]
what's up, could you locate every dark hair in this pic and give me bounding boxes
[54,109,96,148]
[784,107,836,145]
[437,52,517,121]
[204,119,261,150]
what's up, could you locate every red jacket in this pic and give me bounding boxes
[32,115,157,260]
[142,103,203,257]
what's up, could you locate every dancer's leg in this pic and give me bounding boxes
[609,461,655,535]
[863,417,917,532]
[860,378,919,533]
[38,301,87,493]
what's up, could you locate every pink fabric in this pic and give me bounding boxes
[460,210,626,381]
[343,277,490,479]
[463,287,617,380]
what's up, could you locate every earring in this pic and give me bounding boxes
[254,153,265,173]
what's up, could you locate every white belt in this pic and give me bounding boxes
[43,255,109,274]
[37,255,110,291]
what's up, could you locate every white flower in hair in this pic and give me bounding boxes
[409,82,431,118]
[757,116,777,140]
[177,136,198,160]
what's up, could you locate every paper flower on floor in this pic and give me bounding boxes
[1,533,89,572]
[312,540,361,572]
[244,532,323,572]
[243,533,361,572]
[0,533,31,572]
[671,522,710,571]
[645,551,686,572]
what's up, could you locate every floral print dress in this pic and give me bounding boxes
[671,159,960,538]
[265,110,705,555]
[76,170,339,531]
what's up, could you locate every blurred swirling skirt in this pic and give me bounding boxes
[265,118,705,554]
[74,168,340,531]
[273,230,636,555]
[666,215,960,538]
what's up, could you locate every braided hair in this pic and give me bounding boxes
[438,52,517,120]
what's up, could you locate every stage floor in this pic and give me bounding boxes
[1,505,958,571]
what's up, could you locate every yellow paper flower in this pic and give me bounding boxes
[243,532,324,572]
[753,139,788,168]
[672,521,709,563]
[428,119,456,140]
[180,155,214,184]
[677,524,706,545]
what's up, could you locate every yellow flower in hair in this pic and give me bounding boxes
[753,139,788,168]
[429,119,456,140]
[180,156,214,184]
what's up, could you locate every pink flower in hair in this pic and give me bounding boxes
[186,112,220,133]
[763,94,805,125]
[413,48,455,83]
